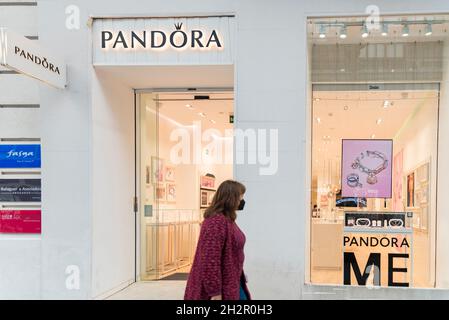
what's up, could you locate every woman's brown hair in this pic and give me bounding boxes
[204,180,246,221]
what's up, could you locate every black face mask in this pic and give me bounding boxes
[237,199,246,211]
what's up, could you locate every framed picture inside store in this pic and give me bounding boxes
[166,183,176,203]
[200,189,215,208]
[165,166,175,182]
[200,175,215,189]
[406,172,415,208]
[155,183,166,201]
[151,156,164,184]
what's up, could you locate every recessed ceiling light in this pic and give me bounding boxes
[361,24,369,38]
[425,23,432,36]
[319,25,326,38]
[209,119,216,124]
[376,118,382,125]
[402,24,409,37]
[198,112,206,118]
[316,117,321,123]
[381,23,388,36]
[186,104,194,109]
[383,100,390,108]
[343,105,349,110]
[314,98,320,102]
[371,134,376,139]
[339,25,347,39]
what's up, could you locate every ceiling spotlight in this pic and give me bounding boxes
[319,25,326,38]
[361,24,369,38]
[185,104,194,109]
[376,118,382,125]
[425,23,432,36]
[383,100,390,108]
[198,112,206,118]
[339,25,347,39]
[402,24,409,37]
[381,23,388,36]
[371,134,376,139]
[316,117,321,124]
[209,119,216,124]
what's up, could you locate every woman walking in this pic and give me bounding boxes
[184,180,251,300]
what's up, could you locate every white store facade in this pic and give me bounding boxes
[2,0,449,299]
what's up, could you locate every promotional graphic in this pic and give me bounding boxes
[341,139,393,198]
[0,210,41,234]
[0,179,41,202]
[0,144,41,168]
[343,211,412,287]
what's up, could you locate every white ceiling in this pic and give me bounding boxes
[308,14,449,44]
[94,65,234,90]
[312,90,438,184]
[156,92,234,132]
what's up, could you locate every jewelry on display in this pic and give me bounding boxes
[355,218,371,226]
[351,150,388,185]
[388,219,404,227]
[347,173,362,188]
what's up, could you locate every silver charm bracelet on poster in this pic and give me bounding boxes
[347,150,388,187]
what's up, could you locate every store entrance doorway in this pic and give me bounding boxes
[136,89,234,281]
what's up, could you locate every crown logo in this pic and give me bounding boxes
[174,22,183,30]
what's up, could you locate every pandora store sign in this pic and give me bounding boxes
[92,16,235,66]
[92,16,235,65]
[101,23,222,50]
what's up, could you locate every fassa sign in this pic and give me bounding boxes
[0,144,41,168]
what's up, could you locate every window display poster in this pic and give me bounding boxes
[341,139,393,198]
[0,144,41,168]
[0,179,41,202]
[0,210,41,233]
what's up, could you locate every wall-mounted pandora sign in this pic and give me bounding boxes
[92,16,235,65]
[0,28,67,89]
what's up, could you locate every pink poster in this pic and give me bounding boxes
[392,150,404,211]
[0,210,41,234]
[341,139,393,198]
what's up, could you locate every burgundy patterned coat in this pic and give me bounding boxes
[184,213,251,300]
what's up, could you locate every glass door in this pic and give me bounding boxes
[136,90,234,281]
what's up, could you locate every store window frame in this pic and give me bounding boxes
[304,14,446,294]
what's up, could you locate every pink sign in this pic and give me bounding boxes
[0,210,41,234]
[341,139,393,198]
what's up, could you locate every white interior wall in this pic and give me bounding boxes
[91,69,135,298]
[155,102,233,216]
[393,96,438,287]
[436,39,449,288]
